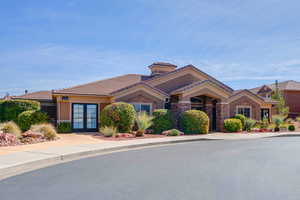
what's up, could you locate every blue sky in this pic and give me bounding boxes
[1,0,300,97]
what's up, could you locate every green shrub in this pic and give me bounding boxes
[18,110,48,131]
[234,114,246,129]
[296,117,300,123]
[165,129,182,136]
[224,118,242,132]
[100,126,117,137]
[244,118,257,132]
[152,109,173,134]
[259,118,269,129]
[30,123,57,140]
[180,110,209,134]
[288,125,295,131]
[0,121,21,138]
[100,102,136,133]
[57,122,72,133]
[0,100,40,122]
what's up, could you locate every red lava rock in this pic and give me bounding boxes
[22,130,43,138]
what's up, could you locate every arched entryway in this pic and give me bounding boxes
[190,95,220,131]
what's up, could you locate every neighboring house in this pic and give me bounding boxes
[11,91,57,123]
[251,80,300,118]
[12,62,277,132]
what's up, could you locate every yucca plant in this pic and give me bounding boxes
[100,126,117,137]
[135,112,153,137]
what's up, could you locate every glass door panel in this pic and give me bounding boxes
[73,104,84,129]
[86,104,97,129]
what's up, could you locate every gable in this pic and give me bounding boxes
[111,83,168,101]
[154,74,200,93]
[146,65,233,93]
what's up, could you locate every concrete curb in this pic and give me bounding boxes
[1,132,300,181]
[0,137,221,180]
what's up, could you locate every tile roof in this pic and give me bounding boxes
[171,80,233,94]
[12,91,53,100]
[111,82,169,97]
[230,89,278,104]
[145,65,234,92]
[251,80,300,93]
[53,74,143,96]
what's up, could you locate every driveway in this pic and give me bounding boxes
[1,137,300,200]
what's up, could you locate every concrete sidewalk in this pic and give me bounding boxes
[1,132,300,180]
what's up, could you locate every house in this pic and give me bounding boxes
[251,80,300,118]
[12,62,277,132]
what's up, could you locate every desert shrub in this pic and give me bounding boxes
[285,118,293,124]
[224,118,242,132]
[244,118,257,132]
[272,115,284,132]
[288,124,295,131]
[30,123,57,140]
[0,121,21,138]
[18,110,48,131]
[164,129,182,136]
[152,109,173,134]
[57,122,72,133]
[180,110,209,134]
[100,126,117,137]
[100,102,136,133]
[0,133,19,146]
[0,100,40,122]
[234,114,246,129]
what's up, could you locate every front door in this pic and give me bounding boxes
[72,103,98,132]
[261,108,270,121]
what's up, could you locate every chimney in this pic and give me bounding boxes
[148,62,177,76]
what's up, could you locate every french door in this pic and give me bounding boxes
[72,103,98,132]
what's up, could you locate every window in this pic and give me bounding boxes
[236,106,251,118]
[131,103,152,114]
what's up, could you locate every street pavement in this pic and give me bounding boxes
[1,137,300,200]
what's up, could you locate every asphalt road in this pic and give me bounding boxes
[1,137,300,200]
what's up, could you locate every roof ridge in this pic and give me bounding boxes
[145,65,233,92]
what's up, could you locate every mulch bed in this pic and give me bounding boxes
[93,133,166,141]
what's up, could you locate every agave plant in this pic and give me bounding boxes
[135,112,153,137]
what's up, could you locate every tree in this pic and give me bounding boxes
[272,80,289,117]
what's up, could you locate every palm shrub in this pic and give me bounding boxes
[57,122,72,133]
[152,109,173,134]
[244,118,257,132]
[0,121,21,139]
[135,112,153,137]
[272,115,284,132]
[224,119,242,132]
[234,114,246,130]
[30,123,57,140]
[100,102,136,133]
[100,126,117,137]
[18,110,48,131]
[0,100,40,122]
[180,110,209,134]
